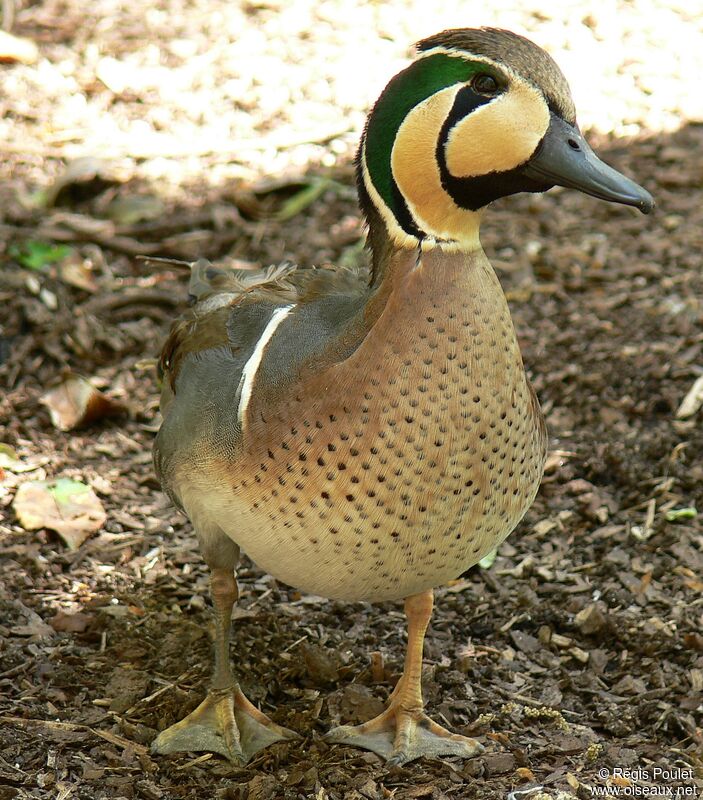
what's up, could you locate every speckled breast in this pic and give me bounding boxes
[201,250,547,602]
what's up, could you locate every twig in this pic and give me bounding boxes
[118,210,236,238]
[35,224,161,257]
[0,663,28,680]
[137,255,194,269]
[80,288,182,316]
[0,715,149,755]
[121,668,199,716]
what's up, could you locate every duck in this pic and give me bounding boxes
[150,27,653,767]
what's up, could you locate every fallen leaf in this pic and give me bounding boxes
[300,643,340,686]
[665,506,697,522]
[13,478,106,549]
[612,775,633,788]
[9,240,72,271]
[0,444,42,473]
[58,255,99,293]
[49,612,95,633]
[483,752,516,776]
[510,629,541,654]
[105,194,165,225]
[10,602,55,638]
[326,684,385,726]
[565,773,580,790]
[40,374,127,431]
[684,634,703,653]
[574,603,608,635]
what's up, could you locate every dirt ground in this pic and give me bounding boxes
[1,1,702,799]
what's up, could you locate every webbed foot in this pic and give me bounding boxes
[326,703,482,766]
[152,683,298,763]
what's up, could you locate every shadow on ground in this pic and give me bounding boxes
[0,122,702,799]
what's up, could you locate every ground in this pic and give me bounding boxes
[0,1,702,799]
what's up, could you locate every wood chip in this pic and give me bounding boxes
[676,374,703,418]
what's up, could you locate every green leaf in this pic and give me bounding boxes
[50,477,92,504]
[665,507,698,522]
[478,549,498,569]
[10,240,72,271]
[275,177,335,221]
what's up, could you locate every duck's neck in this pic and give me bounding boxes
[359,225,517,376]
[366,209,482,288]
[352,234,524,421]
[374,239,497,309]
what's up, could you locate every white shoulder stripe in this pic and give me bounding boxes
[237,304,295,426]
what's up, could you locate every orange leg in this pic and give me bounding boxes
[326,590,483,765]
[151,568,298,763]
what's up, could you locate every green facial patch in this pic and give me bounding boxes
[364,54,484,219]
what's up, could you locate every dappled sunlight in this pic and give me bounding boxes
[1,3,702,797]
[1,0,700,200]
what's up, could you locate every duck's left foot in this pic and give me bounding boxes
[152,683,298,763]
[325,704,483,766]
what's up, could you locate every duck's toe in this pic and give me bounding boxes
[152,684,298,763]
[325,706,483,766]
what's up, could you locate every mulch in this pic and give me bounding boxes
[1,1,702,798]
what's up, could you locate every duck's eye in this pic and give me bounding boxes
[472,74,499,94]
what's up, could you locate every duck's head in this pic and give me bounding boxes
[358,27,653,255]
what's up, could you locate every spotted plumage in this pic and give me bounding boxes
[151,27,653,766]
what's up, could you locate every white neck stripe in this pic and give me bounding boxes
[237,304,295,426]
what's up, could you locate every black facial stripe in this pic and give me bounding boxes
[436,99,552,211]
[356,144,427,240]
[439,84,497,147]
[438,153,551,210]
[390,177,426,238]
[435,85,525,211]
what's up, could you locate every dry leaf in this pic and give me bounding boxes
[574,603,608,635]
[40,374,126,431]
[515,767,536,782]
[0,444,43,473]
[13,478,106,549]
[565,773,580,790]
[49,611,95,633]
[58,256,99,293]
[0,30,39,64]
[683,634,703,652]
[105,195,165,225]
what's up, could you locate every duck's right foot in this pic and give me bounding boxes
[151,683,299,764]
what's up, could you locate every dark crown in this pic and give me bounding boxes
[417,27,576,124]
